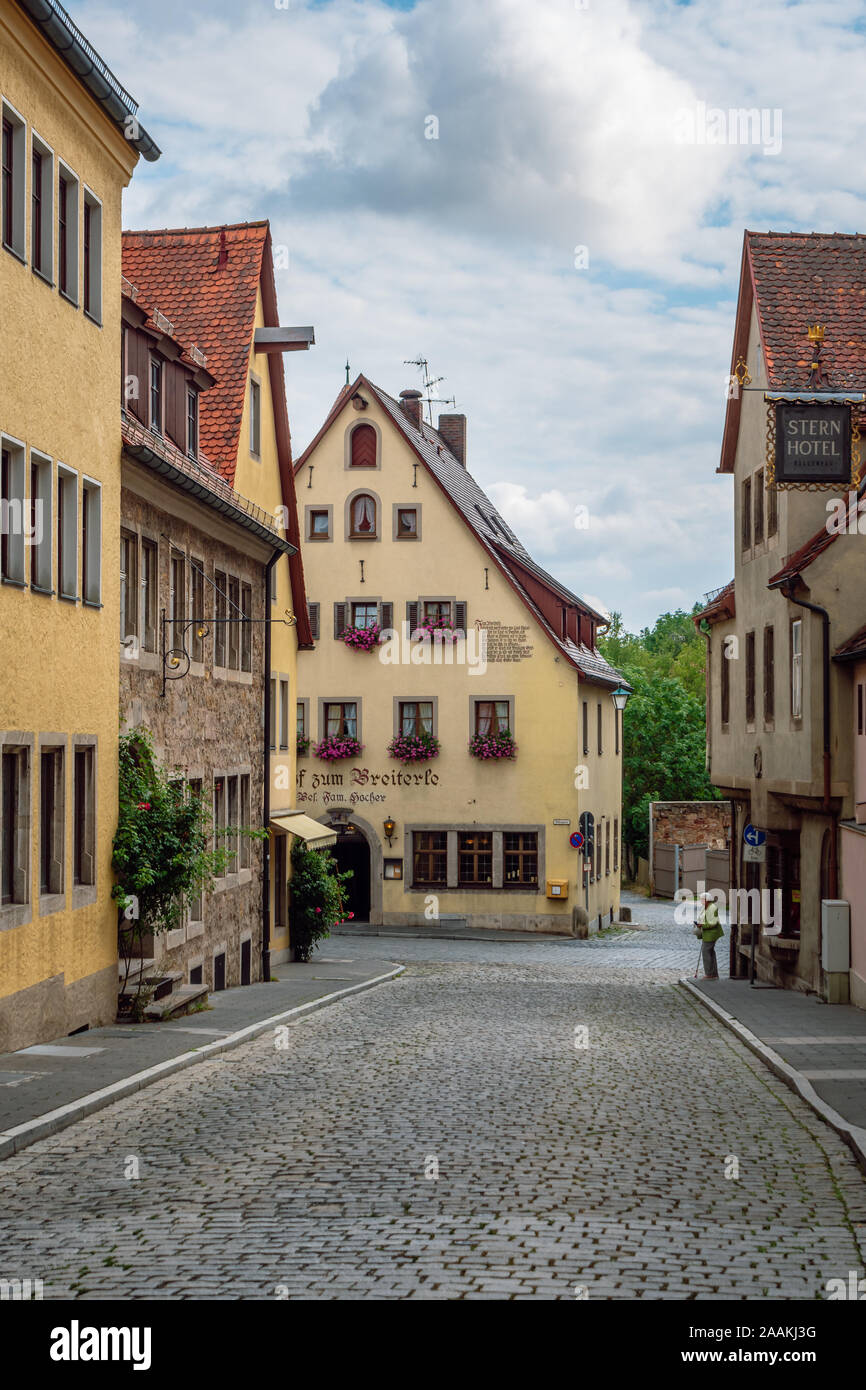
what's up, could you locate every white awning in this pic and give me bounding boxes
[271,814,336,848]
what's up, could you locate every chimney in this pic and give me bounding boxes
[438,412,467,467]
[399,388,423,430]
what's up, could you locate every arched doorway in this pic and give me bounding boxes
[329,824,372,922]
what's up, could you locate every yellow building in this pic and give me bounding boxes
[0,0,158,1047]
[121,222,320,969]
[293,376,628,932]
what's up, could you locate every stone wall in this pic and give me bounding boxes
[119,484,267,992]
[651,801,731,852]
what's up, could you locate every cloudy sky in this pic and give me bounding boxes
[76,0,866,629]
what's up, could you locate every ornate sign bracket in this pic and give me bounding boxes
[160,609,297,696]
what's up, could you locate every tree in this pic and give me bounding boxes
[289,841,354,962]
[599,605,717,874]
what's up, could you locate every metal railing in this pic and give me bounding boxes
[44,0,139,113]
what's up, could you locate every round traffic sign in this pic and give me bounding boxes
[569,831,584,849]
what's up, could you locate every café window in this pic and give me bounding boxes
[458,831,493,887]
[349,493,377,538]
[504,831,538,887]
[325,702,358,738]
[399,701,433,737]
[413,830,447,886]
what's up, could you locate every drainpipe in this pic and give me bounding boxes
[780,584,837,897]
[261,551,280,983]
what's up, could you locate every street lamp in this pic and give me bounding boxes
[383,816,396,846]
[611,685,631,711]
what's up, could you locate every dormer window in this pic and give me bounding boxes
[349,493,377,538]
[350,423,377,467]
[149,356,163,434]
[187,388,198,458]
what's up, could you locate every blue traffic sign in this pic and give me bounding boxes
[743,823,766,848]
[569,831,584,850]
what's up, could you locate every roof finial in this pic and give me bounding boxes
[345,359,351,386]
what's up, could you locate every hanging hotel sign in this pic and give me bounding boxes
[765,393,862,491]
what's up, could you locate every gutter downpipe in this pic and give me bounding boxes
[780,583,838,898]
[261,551,280,984]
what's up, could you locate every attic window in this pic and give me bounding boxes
[473,504,499,534]
[350,423,377,468]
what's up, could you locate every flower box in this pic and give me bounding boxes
[388,731,441,763]
[468,730,517,760]
[411,618,461,643]
[314,734,364,761]
[340,623,381,652]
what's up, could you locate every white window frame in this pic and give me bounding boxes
[30,130,54,282]
[28,449,52,592]
[791,618,803,720]
[1,100,26,261]
[81,476,102,605]
[82,185,102,324]
[56,463,78,599]
[57,160,79,304]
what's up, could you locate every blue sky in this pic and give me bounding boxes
[74,0,866,629]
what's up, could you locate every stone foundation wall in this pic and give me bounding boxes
[119,486,267,993]
[652,801,731,851]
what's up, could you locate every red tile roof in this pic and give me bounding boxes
[694,580,735,626]
[122,222,269,483]
[748,232,866,390]
[835,621,866,661]
[122,220,312,645]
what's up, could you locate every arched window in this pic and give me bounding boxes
[350,423,377,468]
[349,493,377,538]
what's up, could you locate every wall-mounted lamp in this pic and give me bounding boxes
[610,685,631,712]
[383,816,396,846]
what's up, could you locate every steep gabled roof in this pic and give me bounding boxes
[122,221,311,645]
[296,373,625,687]
[720,231,866,474]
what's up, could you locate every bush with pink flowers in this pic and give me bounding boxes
[340,623,381,652]
[387,731,441,763]
[468,729,517,760]
[314,734,363,760]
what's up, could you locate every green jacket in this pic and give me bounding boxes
[701,900,724,944]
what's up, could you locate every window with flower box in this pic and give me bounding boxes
[325,702,358,739]
[399,701,434,737]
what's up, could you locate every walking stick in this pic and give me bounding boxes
[694,943,703,979]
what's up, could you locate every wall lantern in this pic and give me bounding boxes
[611,686,631,712]
[383,816,396,846]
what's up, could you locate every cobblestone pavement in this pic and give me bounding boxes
[0,896,863,1300]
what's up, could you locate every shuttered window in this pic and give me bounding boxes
[745,630,756,724]
[720,642,730,725]
[350,423,377,467]
[763,625,774,721]
[767,478,778,537]
[307,602,320,641]
[742,476,752,549]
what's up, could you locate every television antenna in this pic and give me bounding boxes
[404,355,456,425]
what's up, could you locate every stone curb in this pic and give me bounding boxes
[0,965,404,1162]
[679,978,866,1175]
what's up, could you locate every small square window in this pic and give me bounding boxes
[309,509,330,539]
[396,507,418,539]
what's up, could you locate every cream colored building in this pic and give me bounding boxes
[294,376,627,932]
[0,0,157,1047]
[700,231,866,1004]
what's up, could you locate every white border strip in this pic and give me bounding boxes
[0,966,404,1160]
[679,978,866,1173]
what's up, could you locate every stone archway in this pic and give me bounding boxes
[321,810,384,925]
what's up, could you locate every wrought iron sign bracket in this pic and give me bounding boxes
[160,609,296,696]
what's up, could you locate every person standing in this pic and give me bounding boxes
[696,891,724,979]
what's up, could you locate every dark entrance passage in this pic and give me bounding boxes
[330,831,371,922]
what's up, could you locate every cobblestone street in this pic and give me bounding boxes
[1,898,864,1300]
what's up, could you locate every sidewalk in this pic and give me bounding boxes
[682,976,866,1171]
[331,921,578,942]
[0,955,402,1161]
